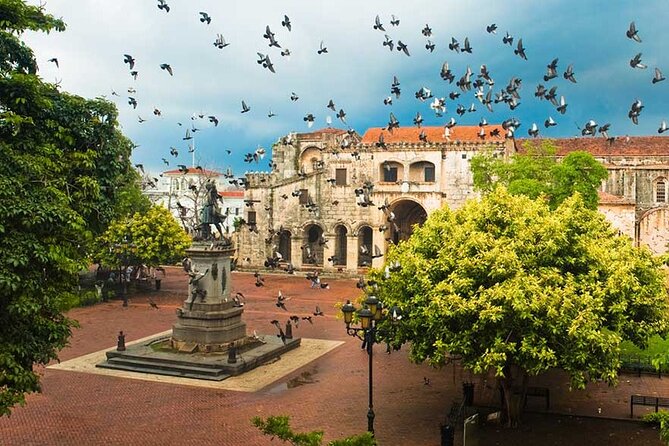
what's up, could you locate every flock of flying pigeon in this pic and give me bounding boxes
[39,3,668,178]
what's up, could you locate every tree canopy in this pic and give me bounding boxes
[371,188,669,425]
[470,140,608,209]
[0,0,139,416]
[94,206,191,269]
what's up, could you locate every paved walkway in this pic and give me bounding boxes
[1,268,668,445]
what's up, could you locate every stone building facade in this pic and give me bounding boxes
[237,126,512,272]
[517,136,669,255]
[237,127,669,272]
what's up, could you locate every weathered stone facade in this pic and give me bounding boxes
[237,129,669,271]
[518,136,669,254]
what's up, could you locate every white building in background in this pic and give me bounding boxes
[142,167,244,235]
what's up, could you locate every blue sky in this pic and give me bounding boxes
[24,0,669,178]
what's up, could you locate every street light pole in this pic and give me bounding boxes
[366,323,375,434]
[342,297,386,437]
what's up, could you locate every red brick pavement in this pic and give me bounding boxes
[0,268,666,445]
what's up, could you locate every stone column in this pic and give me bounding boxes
[171,245,247,351]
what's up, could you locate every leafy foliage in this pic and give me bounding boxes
[94,206,191,269]
[370,188,669,425]
[643,411,669,445]
[471,140,608,209]
[252,416,376,446]
[0,1,138,416]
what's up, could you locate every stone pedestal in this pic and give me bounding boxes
[170,245,246,352]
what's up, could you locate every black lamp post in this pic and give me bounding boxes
[341,295,392,436]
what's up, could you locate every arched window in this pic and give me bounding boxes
[334,225,347,266]
[303,225,324,266]
[357,226,373,267]
[277,230,292,263]
[409,161,436,183]
[656,178,667,203]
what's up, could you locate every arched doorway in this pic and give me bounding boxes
[389,200,427,244]
[358,225,373,267]
[334,225,347,266]
[303,224,324,266]
[277,230,292,263]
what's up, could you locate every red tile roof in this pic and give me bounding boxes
[162,168,222,176]
[515,136,669,157]
[219,190,244,198]
[361,126,506,144]
[598,191,635,205]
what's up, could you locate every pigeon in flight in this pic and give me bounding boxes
[128,97,137,109]
[290,92,299,101]
[123,54,135,70]
[630,53,647,69]
[313,305,324,316]
[199,11,211,24]
[241,100,250,113]
[421,24,432,37]
[160,63,173,76]
[544,116,557,128]
[659,120,668,134]
[281,15,292,31]
[544,58,558,81]
[208,116,219,127]
[448,37,460,53]
[653,68,666,84]
[502,31,513,46]
[556,95,568,114]
[486,23,497,34]
[514,39,527,60]
[563,64,577,83]
[425,40,435,53]
[157,0,169,13]
[626,21,641,43]
[390,15,400,26]
[383,34,394,51]
[462,37,473,54]
[374,15,385,31]
[326,99,336,111]
[303,113,315,127]
[48,57,58,68]
[387,112,400,131]
[214,34,230,49]
[318,41,328,54]
[396,40,410,56]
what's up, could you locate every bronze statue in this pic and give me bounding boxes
[199,181,225,240]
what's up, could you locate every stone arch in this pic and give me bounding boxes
[409,160,436,183]
[276,229,292,263]
[299,146,321,172]
[379,160,404,183]
[302,223,324,266]
[357,225,373,267]
[388,198,428,244]
[638,206,669,255]
[333,224,348,267]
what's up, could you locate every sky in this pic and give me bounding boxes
[23,0,669,179]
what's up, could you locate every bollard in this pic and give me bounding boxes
[440,424,454,446]
[117,331,126,351]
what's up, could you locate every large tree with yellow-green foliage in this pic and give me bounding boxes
[0,0,141,416]
[94,206,191,272]
[371,188,669,427]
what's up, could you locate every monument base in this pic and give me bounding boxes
[97,334,301,381]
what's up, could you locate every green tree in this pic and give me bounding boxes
[0,0,138,416]
[94,206,191,271]
[370,188,669,427]
[470,140,608,209]
[252,416,377,446]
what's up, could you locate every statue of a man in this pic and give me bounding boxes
[200,182,224,240]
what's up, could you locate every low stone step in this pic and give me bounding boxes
[102,356,226,377]
[105,350,224,369]
[97,360,230,381]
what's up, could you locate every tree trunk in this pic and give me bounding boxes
[500,365,525,428]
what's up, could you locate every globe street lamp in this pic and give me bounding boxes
[341,296,398,436]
